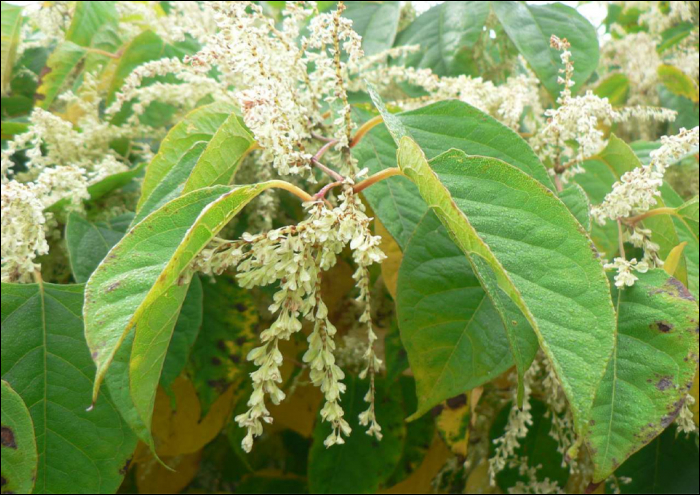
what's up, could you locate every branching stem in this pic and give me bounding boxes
[350,115,383,148]
[353,168,403,194]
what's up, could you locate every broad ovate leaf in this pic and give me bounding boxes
[84,183,278,444]
[492,1,599,98]
[396,212,520,418]
[396,137,616,436]
[134,141,208,225]
[1,379,37,495]
[2,283,137,494]
[394,1,490,76]
[587,270,699,482]
[136,102,244,213]
[605,413,700,494]
[160,275,203,390]
[354,98,553,249]
[65,212,134,283]
[344,1,401,56]
[559,183,592,232]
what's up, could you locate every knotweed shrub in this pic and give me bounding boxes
[1,1,698,494]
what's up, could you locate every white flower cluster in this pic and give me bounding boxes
[114,1,217,45]
[363,61,544,131]
[601,32,661,105]
[194,188,385,452]
[616,1,698,35]
[507,461,566,495]
[532,36,676,182]
[177,1,367,177]
[3,74,147,184]
[305,3,364,152]
[541,357,579,475]
[531,36,620,180]
[594,126,699,223]
[675,394,697,435]
[1,73,154,282]
[106,57,228,121]
[593,126,699,285]
[1,181,49,283]
[489,360,541,486]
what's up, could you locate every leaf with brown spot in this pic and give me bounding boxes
[1,380,37,495]
[586,270,700,482]
[435,394,471,457]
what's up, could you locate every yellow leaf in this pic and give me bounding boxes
[381,435,451,494]
[152,376,236,457]
[465,461,499,494]
[135,450,202,494]
[268,383,323,438]
[435,394,472,457]
[375,220,402,299]
[663,242,688,283]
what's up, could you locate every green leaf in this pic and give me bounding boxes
[594,73,630,105]
[1,283,137,494]
[659,86,700,134]
[308,376,406,494]
[662,186,700,302]
[160,275,203,390]
[354,98,554,249]
[658,64,699,103]
[65,212,134,283]
[135,141,208,225]
[611,426,699,494]
[344,1,401,57]
[136,102,238,214]
[559,182,592,232]
[0,120,28,139]
[180,110,255,194]
[587,270,699,482]
[677,196,699,239]
[84,183,277,444]
[658,21,696,53]
[396,211,521,418]
[36,42,87,109]
[1,2,23,96]
[190,275,258,413]
[492,1,600,98]
[1,380,37,495]
[385,376,436,486]
[66,1,118,48]
[576,136,688,286]
[107,30,166,105]
[396,136,616,437]
[393,1,490,76]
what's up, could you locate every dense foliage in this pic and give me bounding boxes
[1,1,699,494]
